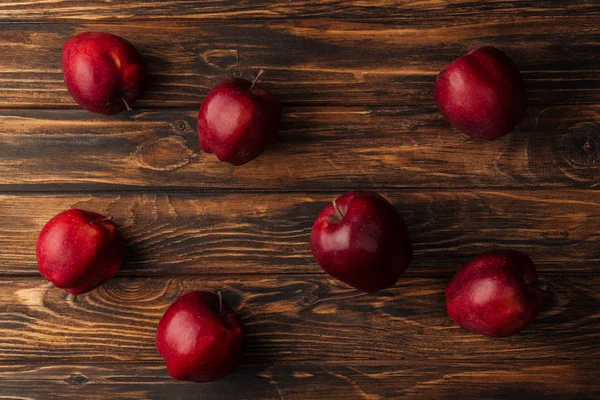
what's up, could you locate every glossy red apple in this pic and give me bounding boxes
[446,250,543,337]
[156,291,244,383]
[310,191,413,293]
[198,70,281,166]
[434,46,526,140]
[36,209,125,295]
[62,32,146,115]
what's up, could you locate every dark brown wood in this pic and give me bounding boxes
[2,106,600,191]
[1,2,599,398]
[0,362,597,400]
[0,1,598,22]
[0,191,598,276]
[0,276,597,363]
[0,19,597,109]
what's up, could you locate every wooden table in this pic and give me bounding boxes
[1,1,599,399]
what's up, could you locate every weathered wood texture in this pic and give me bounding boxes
[0,1,599,21]
[2,106,599,191]
[1,1,599,398]
[0,191,598,276]
[0,363,597,400]
[0,276,597,363]
[0,19,598,109]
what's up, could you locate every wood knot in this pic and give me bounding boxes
[94,279,174,305]
[174,120,188,132]
[529,109,600,184]
[299,294,318,306]
[135,136,195,171]
[564,122,599,168]
[66,374,89,386]
[200,49,240,71]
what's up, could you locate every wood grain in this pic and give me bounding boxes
[0,19,597,108]
[0,362,597,400]
[0,1,598,22]
[2,106,600,191]
[1,2,599,398]
[0,191,598,276]
[0,275,597,363]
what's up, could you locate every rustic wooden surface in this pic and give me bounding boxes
[0,1,599,399]
[1,20,599,109]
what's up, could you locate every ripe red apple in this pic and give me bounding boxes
[434,46,526,140]
[36,209,125,295]
[197,70,281,166]
[62,32,146,115]
[310,191,413,293]
[446,250,543,337]
[156,291,243,383]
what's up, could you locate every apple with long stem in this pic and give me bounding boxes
[198,70,281,166]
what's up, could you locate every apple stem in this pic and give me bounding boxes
[250,69,265,92]
[99,216,113,222]
[121,96,132,111]
[218,291,223,314]
[332,199,345,219]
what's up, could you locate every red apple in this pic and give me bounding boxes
[434,46,526,140]
[198,70,281,166]
[36,209,125,295]
[446,250,543,337]
[62,32,146,115]
[156,291,243,383]
[310,191,413,293]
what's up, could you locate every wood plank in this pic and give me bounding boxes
[0,362,597,400]
[0,19,597,108]
[0,1,598,22]
[0,275,597,363]
[0,191,598,276]
[2,105,600,190]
